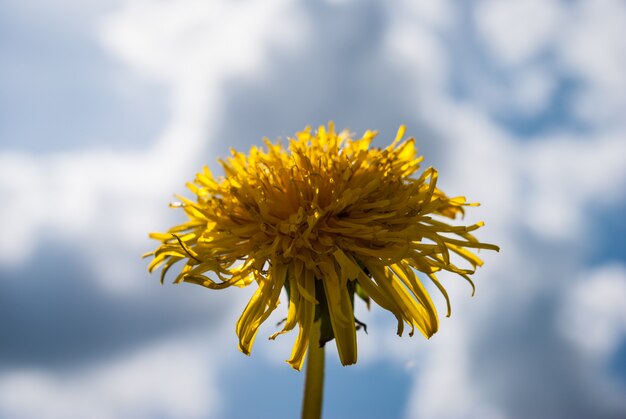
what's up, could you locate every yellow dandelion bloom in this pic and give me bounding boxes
[145,123,499,370]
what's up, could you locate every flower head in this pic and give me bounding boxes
[145,123,499,370]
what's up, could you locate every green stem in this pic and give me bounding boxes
[301,320,325,419]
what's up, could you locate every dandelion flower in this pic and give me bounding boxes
[145,123,499,370]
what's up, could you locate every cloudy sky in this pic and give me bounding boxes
[1,0,626,418]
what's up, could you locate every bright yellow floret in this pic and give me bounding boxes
[145,123,499,370]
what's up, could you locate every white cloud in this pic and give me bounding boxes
[0,334,220,419]
[508,67,555,116]
[383,0,454,111]
[0,3,307,416]
[400,83,626,419]
[404,327,504,419]
[398,0,455,29]
[555,264,626,415]
[560,0,626,126]
[524,132,626,240]
[559,264,626,358]
[385,19,448,98]
[382,2,626,418]
[398,112,626,416]
[0,0,305,293]
[99,0,303,84]
[475,0,563,67]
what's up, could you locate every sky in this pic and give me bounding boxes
[1,0,626,418]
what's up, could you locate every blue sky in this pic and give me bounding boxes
[1,1,626,418]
